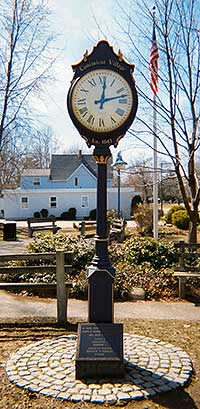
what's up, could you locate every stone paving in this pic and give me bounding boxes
[6,333,193,404]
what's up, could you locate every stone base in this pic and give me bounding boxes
[6,333,193,404]
[76,358,124,380]
[76,323,124,380]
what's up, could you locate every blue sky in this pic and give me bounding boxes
[36,0,151,162]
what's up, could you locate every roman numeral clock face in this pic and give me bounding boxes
[70,69,133,133]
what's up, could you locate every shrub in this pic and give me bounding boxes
[109,236,181,300]
[40,208,48,218]
[68,207,76,220]
[28,231,95,273]
[33,211,40,218]
[109,236,178,269]
[6,230,199,300]
[60,212,68,220]
[89,209,96,220]
[20,231,95,298]
[132,203,153,235]
[71,269,88,299]
[172,209,189,230]
[114,262,177,300]
[110,236,178,300]
[165,205,185,224]
[27,232,179,300]
[60,208,76,220]
[107,209,118,223]
[131,195,143,214]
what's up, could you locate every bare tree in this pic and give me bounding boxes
[112,0,199,242]
[0,126,30,188]
[29,127,60,169]
[124,159,153,204]
[0,0,57,151]
[0,126,59,188]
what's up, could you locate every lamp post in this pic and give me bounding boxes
[113,151,127,218]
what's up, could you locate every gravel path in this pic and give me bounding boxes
[0,290,200,321]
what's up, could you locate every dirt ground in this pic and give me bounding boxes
[0,318,199,409]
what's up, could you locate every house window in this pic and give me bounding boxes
[21,197,29,209]
[81,195,89,208]
[33,177,40,186]
[74,177,78,187]
[50,196,57,208]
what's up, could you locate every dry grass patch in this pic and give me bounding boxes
[0,318,199,409]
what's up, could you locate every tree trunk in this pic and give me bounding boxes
[188,210,198,244]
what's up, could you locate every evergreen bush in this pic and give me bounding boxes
[109,236,178,269]
[131,203,153,235]
[40,208,48,218]
[11,232,198,300]
[172,209,190,230]
[60,212,68,220]
[60,208,76,220]
[89,209,96,220]
[114,262,177,300]
[165,205,185,224]
[68,207,76,220]
[107,209,118,223]
[131,194,143,214]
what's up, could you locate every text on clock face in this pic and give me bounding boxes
[71,69,133,132]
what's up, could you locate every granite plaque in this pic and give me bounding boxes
[76,323,124,379]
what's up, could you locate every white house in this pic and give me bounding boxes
[2,151,140,220]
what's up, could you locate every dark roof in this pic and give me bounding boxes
[49,153,113,181]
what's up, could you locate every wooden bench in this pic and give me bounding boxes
[27,217,61,237]
[174,241,200,298]
[0,251,72,324]
[73,219,127,242]
[73,220,97,238]
[109,219,127,243]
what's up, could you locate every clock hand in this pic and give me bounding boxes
[102,94,128,103]
[95,94,127,108]
[98,77,107,110]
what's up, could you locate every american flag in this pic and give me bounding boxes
[149,24,159,95]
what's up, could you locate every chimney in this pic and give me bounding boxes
[78,149,82,159]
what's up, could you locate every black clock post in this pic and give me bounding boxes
[67,40,138,380]
[88,146,115,324]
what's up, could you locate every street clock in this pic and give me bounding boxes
[67,40,138,148]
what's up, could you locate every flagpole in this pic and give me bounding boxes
[150,6,159,240]
[153,94,158,240]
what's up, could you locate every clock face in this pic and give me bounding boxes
[70,69,133,133]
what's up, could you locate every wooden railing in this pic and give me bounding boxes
[174,241,200,298]
[73,221,97,238]
[0,251,72,325]
[109,219,127,243]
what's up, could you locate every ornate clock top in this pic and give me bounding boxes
[71,40,135,81]
[67,40,138,148]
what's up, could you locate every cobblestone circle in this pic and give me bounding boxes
[6,333,193,404]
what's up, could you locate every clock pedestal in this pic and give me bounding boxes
[76,147,124,380]
[88,147,115,323]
